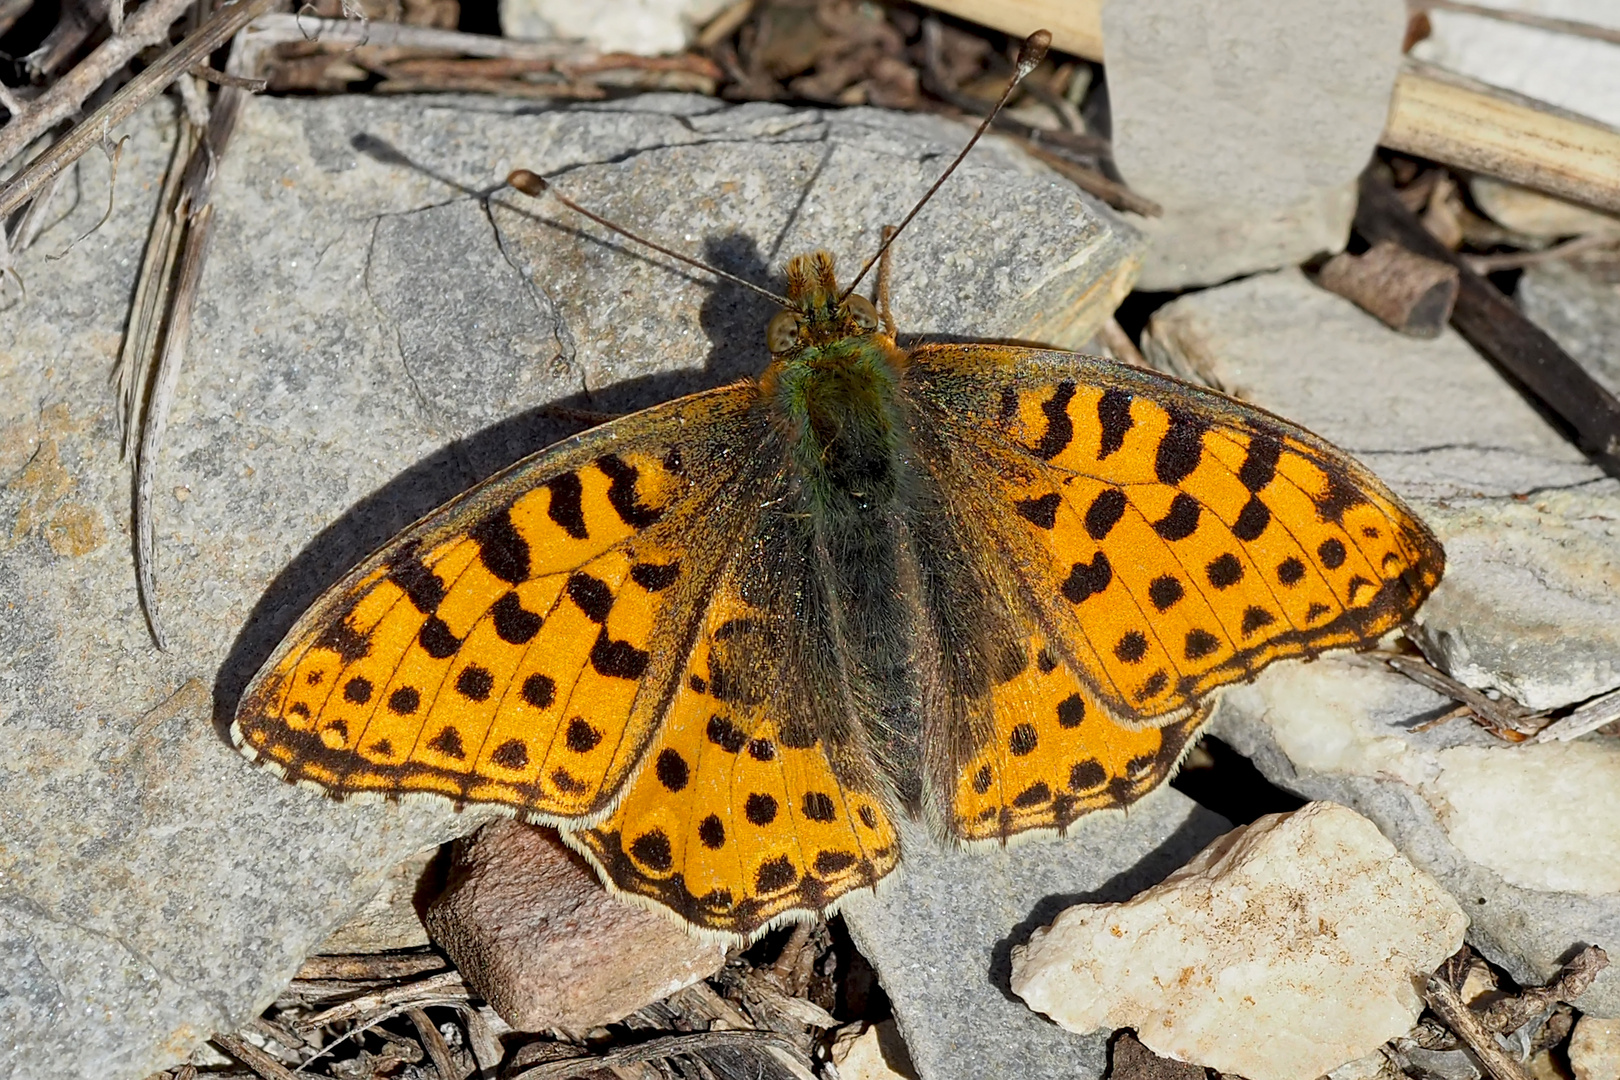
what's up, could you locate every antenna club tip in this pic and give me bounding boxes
[507,169,548,196]
[1016,29,1052,76]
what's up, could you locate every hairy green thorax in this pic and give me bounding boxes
[759,251,910,525]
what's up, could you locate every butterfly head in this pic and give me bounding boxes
[766,251,884,359]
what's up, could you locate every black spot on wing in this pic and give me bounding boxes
[491,739,529,769]
[419,617,461,659]
[1032,382,1077,460]
[566,573,614,622]
[1097,389,1133,460]
[1062,552,1112,604]
[545,472,588,539]
[630,561,681,591]
[1233,496,1271,541]
[389,550,445,613]
[1153,493,1200,541]
[316,617,370,665]
[427,726,465,759]
[470,507,531,585]
[1148,575,1184,611]
[491,591,543,644]
[1015,493,1061,529]
[590,629,649,679]
[1084,488,1127,540]
[596,453,663,529]
[1155,409,1205,485]
[1239,433,1281,491]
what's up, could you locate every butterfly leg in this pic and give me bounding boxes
[876,225,898,337]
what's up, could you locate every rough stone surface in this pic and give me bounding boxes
[1011,802,1467,1080]
[0,93,1141,1080]
[840,789,1231,1080]
[1211,658,1620,1017]
[1144,267,1620,711]
[317,846,438,953]
[1412,6,1620,130]
[1519,259,1620,401]
[1102,0,1405,289]
[500,0,729,54]
[425,820,725,1031]
[1570,1015,1620,1080]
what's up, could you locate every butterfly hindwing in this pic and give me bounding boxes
[900,344,1442,840]
[232,384,769,824]
[571,502,903,936]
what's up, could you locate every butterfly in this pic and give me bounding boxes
[231,33,1443,942]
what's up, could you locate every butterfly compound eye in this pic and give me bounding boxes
[845,294,879,331]
[767,310,806,354]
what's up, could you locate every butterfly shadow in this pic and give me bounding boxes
[210,228,788,740]
[984,809,1231,1007]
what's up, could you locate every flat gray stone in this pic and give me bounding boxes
[0,92,1140,1080]
[841,791,1232,1080]
[1518,259,1620,400]
[1144,267,1620,711]
[1102,0,1405,290]
[1210,658,1620,1018]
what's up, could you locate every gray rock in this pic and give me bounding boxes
[840,790,1232,1080]
[1102,0,1405,290]
[0,91,1141,1080]
[1144,267,1620,711]
[1518,259,1620,400]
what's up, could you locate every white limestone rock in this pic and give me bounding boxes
[1212,657,1620,1017]
[500,0,732,54]
[1570,1015,1620,1080]
[1102,0,1406,289]
[1009,802,1467,1080]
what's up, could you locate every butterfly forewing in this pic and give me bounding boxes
[232,384,767,822]
[900,344,1442,841]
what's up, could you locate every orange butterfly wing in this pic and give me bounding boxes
[233,384,768,824]
[899,345,1443,841]
[569,517,902,935]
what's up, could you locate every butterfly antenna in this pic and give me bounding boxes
[506,170,794,307]
[840,29,1051,301]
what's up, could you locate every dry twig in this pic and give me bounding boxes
[212,1031,302,1080]
[0,0,276,217]
[508,1030,812,1080]
[1424,975,1534,1080]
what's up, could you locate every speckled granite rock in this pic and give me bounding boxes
[0,92,1140,1080]
[841,790,1231,1080]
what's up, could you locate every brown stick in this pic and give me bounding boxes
[1318,240,1459,338]
[1425,975,1535,1080]
[0,0,277,217]
[406,1007,459,1080]
[508,1030,813,1080]
[212,1031,303,1080]
[1355,169,1620,478]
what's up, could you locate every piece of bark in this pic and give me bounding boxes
[1319,240,1460,337]
[1355,169,1620,478]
